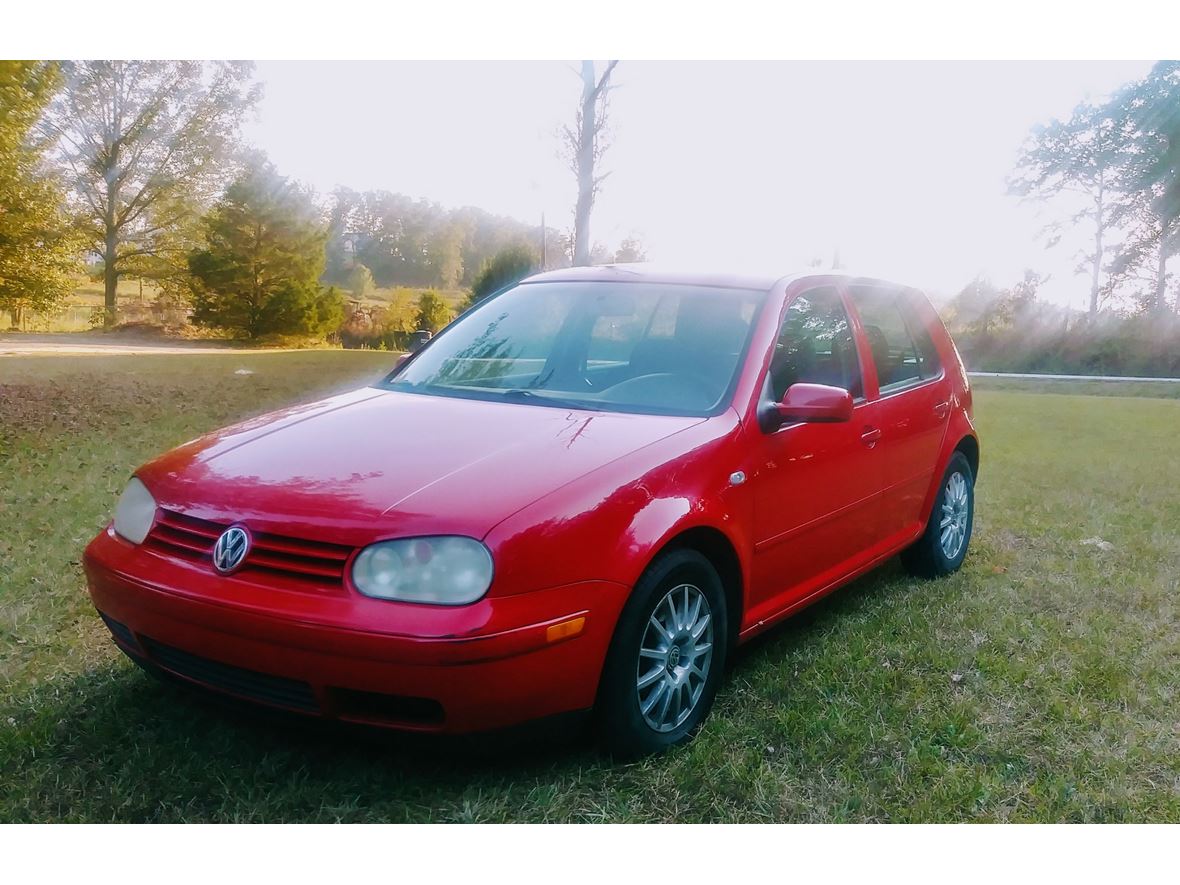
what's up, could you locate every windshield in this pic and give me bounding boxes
[381,281,766,416]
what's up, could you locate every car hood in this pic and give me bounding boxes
[138,387,705,544]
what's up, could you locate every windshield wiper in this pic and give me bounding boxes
[501,388,599,411]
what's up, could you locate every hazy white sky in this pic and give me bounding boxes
[246,61,1153,308]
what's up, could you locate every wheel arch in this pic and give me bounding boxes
[650,525,744,652]
[954,433,980,481]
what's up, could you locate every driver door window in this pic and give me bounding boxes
[769,287,863,401]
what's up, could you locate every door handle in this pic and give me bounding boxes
[860,426,882,447]
[933,401,950,419]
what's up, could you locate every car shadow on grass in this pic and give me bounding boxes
[2,557,940,821]
[727,556,920,669]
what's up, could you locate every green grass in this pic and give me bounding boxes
[3,353,1179,822]
[970,375,1180,400]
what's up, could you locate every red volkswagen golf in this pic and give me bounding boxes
[85,266,979,756]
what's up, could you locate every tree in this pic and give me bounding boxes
[42,61,260,326]
[188,158,333,339]
[430,222,465,289]
[613,236,647,263]
[1009,101,1118,315]
[348,263,374,300]
[325,190,550,289]
[0,61,80,328]
[1103,62,1180,313]
[415,290,451,333]
[469,244,537,305]
[562,60,618,266]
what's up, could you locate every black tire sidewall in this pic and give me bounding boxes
[930,452,974,572]
[596,548,728,757]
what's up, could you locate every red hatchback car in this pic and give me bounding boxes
[85,266,978,756]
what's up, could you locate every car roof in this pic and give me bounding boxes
[521,263,918,294]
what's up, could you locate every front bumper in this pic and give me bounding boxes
[83,527,629,734]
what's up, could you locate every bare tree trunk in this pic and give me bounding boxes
[1153,244,1167,313]
[1089,178,1104,315]
[103,229,119,327]
[102,63,123,328]
[573,62,598,267]
[568,60,618,267]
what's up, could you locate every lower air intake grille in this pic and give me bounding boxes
[99,612,139,651]
[140,637,318,713]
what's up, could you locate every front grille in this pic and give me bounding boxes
[140,636,319,713]
[145,508,353,589]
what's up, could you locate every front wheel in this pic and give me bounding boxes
[901,451,975,578]
[595,549,728,757]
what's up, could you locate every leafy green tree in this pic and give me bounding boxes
[188,158,332,339]
[1010,101,1119,314]
[431,223,465,290]
[326,190,548,289]
[314,286,346,336]
[469,244,537,305]
[0,61,80,328]
[347,263,374,300]
[414,290,451,332]
[380,288,418,334]
[613,236,647,263]
[42,61,259,326]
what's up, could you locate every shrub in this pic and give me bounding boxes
[469,244,537,307]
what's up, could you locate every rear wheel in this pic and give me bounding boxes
[901,451,974,578]
[596,549,728,757]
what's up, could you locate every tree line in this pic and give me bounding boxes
[0,60,639,340]
[938,61,1180,376]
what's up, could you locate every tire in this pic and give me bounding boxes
[901,451,975,578]
[595,548,729,758]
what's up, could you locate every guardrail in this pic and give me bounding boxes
[968,371,1180,383]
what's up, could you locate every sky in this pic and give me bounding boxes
[246,61,1154,309]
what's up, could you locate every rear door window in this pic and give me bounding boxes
[898,293,942,378]
[849,286,926,393]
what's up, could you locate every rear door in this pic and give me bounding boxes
[847,285,952,542]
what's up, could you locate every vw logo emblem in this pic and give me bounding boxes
[212,525,251,574]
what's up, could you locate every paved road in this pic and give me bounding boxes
[0,341,261,356]
[0,333,300,357]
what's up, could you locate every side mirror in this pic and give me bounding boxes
[395,353,411,369]
[761,382,853,431]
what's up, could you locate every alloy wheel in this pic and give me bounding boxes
[940,470,970,559]
[636,583,714,733]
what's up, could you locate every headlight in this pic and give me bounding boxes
[351,536,493,605]
[113,476,157,544]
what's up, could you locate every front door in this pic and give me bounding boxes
[748,285,885,624]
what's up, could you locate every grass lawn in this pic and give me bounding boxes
[2,354,1179,822]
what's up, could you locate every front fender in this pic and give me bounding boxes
[483,411,753,605]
